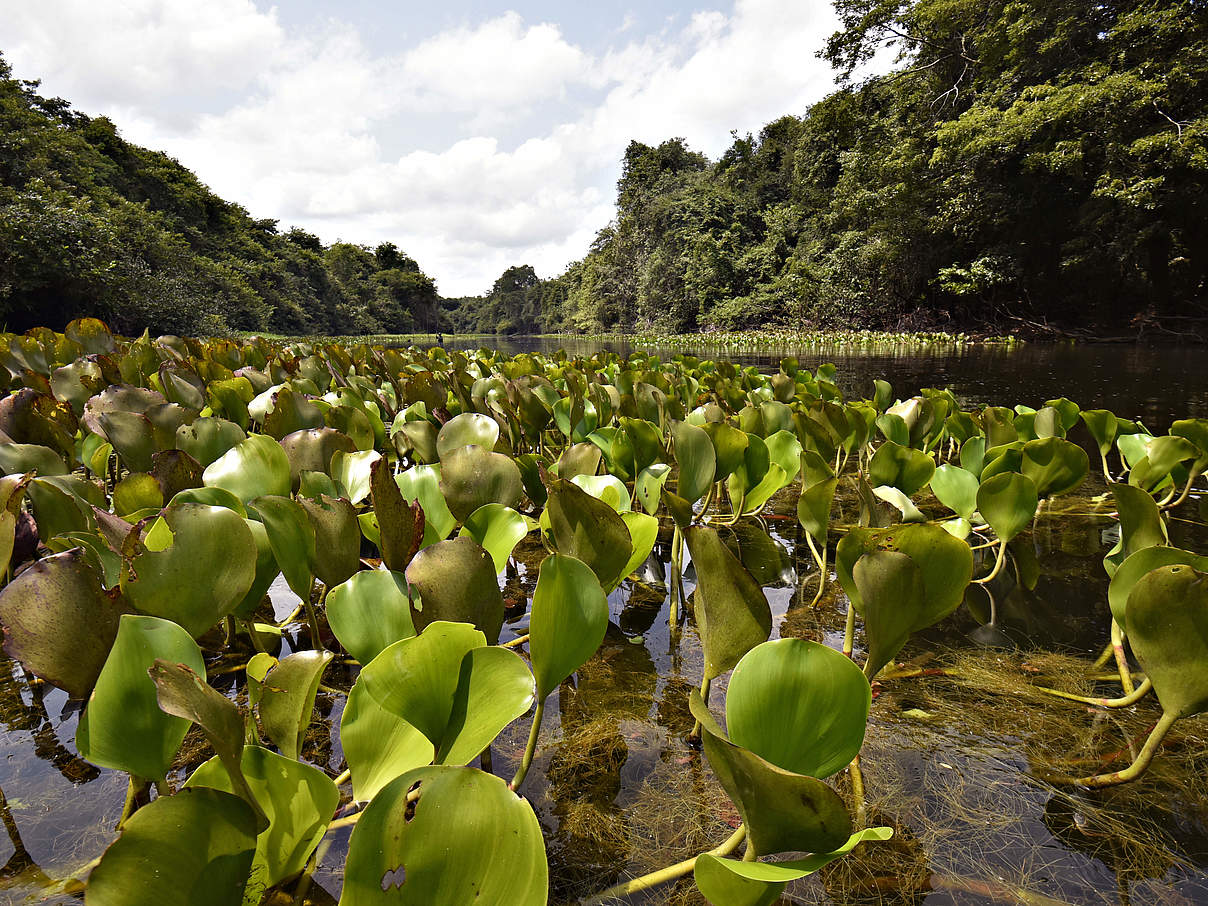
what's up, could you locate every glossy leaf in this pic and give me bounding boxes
[298,494,360,587]
[544,476,631,590]
[975,472,1038,542]
[203,434,290,502]
[529,554,608,699]
[929,464,979,518]
[340,678,434,802]
[340,766,547,906]
[672,420,716,503]
[436,412,499,459]
[77,614,205,781]
[684,525,772,682]
[1126,565,1208,718]
[405,536,504,643]
[327,569,416,665]
[438,445,525,522]
[459,503,531,574]
[258,650,333,761]
[84,788,257,906]
[1021,437,1089,498]
[250,495,316,600]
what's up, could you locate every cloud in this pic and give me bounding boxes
[1,0,846,296]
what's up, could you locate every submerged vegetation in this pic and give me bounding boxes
[0,319,1204,903]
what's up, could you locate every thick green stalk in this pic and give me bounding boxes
[510,698,545,790]
[1032,676,1152,708]
[1111,619,1135,695]
[579,824,747,905]
[1049,710,1178,787]
[972,539,1008,585]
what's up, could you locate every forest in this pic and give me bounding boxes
[3,0,1207,338]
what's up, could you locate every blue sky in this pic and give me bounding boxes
[2,1,858,295]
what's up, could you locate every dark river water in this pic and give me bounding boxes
[1,337,1206,905]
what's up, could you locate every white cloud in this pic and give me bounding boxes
[1,0,846,296]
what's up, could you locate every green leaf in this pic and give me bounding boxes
[298,494,360,587]
[438,445,525,522]
[1108,546,1208,629]
[929,464,979,519]
[635,463,671,514]
[371,457,422,571]
[854,550,927,678]
[975,472,1038,542]
[459,503,531,574]
[436,412,500,459]
[726,638,870,779]
[258,650,333,761]
[148,660,265,828]
[1126,565,1208,719]
[529,554,608,700]
[341,766,547,906]
[202,434,290,502]
[249,495,316,601]
[330,449,382,505]
[0,548,125,697]
[869,441,935,496]
[340,678,434,802]
[85,787,257,906]
[358,622,535,765]
[1080,409,1118,456]
[569,473,632,512]
[122,503,257,638]
[1021,437,1088,498]
[405,536,504,644]
[396,464,457,547]
[619,510,659,583]
[231,518,277,620]
[544,476,631,591]
[327,570,416,665]
[1103,482,1168,577]
[77,614,205,781]
[186,745,339,889]
[689,691,852,857]
[672,420,715,503]
[684,525,771,682]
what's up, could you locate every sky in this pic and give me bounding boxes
[1,1,855,296]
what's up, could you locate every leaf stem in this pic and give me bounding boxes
[972,539,1008,585]
[578,823,747,905]
[510,698,545,790]
[1111,619,1135,694]
[1044,710,1179,787]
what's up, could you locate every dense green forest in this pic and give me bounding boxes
[3,0,1206,338]
[455,0,1207,335]
[0,54,440,337]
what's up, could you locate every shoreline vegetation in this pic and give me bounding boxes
[4,0,1205,342]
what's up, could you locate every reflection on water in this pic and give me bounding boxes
[2,344,1208,905]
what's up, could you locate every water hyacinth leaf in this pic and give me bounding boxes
[186,745,338,890]
[203,434,290,502]
[1125,565,1208,718]
[0,442,67,477]
[77,614,204,780]
[150,448,203,500]
[1103,482,1169,577]
[1108,546,1208,629]
[167,485,247,515]
[872,485,926,523]
[298,494,360,587]
[84,787,257,906]
[635,462,671,514]
[1081,409,1118,456]
[695,829,894,905]
[229,519,276,620]
[960,437,987,477]
[869,441,935,496]
[148,660,263,825]
[262,387,324,439]
[370,457,421,571]
[340,766,547,906]
[684,526,772,682]
[1021,437,1089,499]
[249,495,316,601]
[544,476,631,590]
[688,691,851,857]
[327,570,415,665]
[340,679,434,803]
[726,638,870,779]
[570,473,631,512]
[330,449,381,505]
[258,650,334,761]
[763,430,802,483]
[436,412,499,460]
[405,537,504,643]
[438,445,525,522]
[529,554,609,700]
[556,442,602,481]
[930,464,979,518]
[836,523,974,620]
[359,622,534,765]
[98,411,156,473]
[672,420,715,503]
[122,503,257,637]
[396,465,457,547]
[27,475,102,539]
[875,413,909,446]
[703,421,749,483]
[619,511,659,583]
[112,472,163,517]
[0,548,125,697]
[459,503,531,574]
[854,551,927,678]
[280,427,356,491]
[975,472,1038,542]
[393,419,439,464]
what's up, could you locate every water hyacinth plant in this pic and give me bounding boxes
[0,318,1202,903]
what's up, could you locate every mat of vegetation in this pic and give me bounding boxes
[0,318,1205,905]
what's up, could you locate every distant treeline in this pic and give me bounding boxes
[0,54,440,337]
[4,0,1206,339]
[452,0,1207,336]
